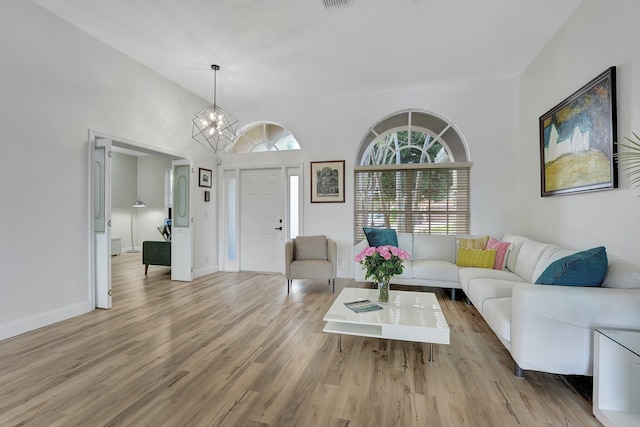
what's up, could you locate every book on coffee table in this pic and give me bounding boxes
[344,299,383,313]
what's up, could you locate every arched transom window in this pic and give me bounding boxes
[354,110,471,241]
[230,122,300,153]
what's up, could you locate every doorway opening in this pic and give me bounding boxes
[89,130,187,309]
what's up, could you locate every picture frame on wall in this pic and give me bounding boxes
[539,66,618,197]
[199,168,212,188]
[310,160,345,203]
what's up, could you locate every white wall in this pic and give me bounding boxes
[517,0,640,262]
[0,0,210,339]
[191,158,219,277]
[222,78,520,278]
[112,153,172,252]
[112,153,138,249]
[137,155,172,246]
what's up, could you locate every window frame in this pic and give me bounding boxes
[354,110,471,242]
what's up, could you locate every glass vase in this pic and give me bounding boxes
[378,279,390,303]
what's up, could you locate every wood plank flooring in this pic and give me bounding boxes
[0,253,600,426]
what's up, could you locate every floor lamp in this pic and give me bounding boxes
[128,198,146,253]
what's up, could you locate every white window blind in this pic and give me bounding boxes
[354,163,471,242]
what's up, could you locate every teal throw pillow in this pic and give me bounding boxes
[363,227,398,248]
[535,246,608,287]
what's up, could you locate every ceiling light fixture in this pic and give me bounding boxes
[192,64,238,154]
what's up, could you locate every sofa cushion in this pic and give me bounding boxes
[363,227,398,247]
[413,234,456,263]
[458,267,524,294]
[514,239,550,282]
[485,237,512,270]
[295,235,327,260]
[602,258,640,289]
[397,259,413,279]
[397,233,413,258]
[290,259,332,278]
[501,234,531,273]
[456,248,496,268]
[531,244,576,282]
[412,259,459,282]
[467,278,521,314]
[458,236,490,250]
[535,246,608,287]
[482,297,512,346]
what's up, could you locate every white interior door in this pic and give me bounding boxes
[240,168,285,273]
[93,137,112,308]
[171,159,193,281]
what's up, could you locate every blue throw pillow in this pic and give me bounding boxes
[535,246,608,287]
[363,227,398,248]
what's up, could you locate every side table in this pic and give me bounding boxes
[593,328,640,427]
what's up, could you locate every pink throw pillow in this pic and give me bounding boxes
[486,237,512,270]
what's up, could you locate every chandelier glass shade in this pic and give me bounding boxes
[192,65,238,154]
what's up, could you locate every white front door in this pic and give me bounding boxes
[93,137,112,308]
[171,160,193,281]
[240,168,285,273]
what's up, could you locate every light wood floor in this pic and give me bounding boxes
[0,253,600,426]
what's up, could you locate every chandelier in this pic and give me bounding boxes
[192,65,238,154]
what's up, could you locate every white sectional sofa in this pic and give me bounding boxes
[354,232,640,378]
[459,233,640,378]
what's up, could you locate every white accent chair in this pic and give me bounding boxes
[285,235,337,293]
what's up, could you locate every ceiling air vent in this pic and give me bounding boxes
[323,0,353,8]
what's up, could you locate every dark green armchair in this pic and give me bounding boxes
[142,241,171,274]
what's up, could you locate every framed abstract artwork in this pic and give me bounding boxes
[310,160,345,203]
[539,67,617,196]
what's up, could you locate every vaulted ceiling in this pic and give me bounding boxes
[32,0,582,104]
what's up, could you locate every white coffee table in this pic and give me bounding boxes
[323,287,450,360]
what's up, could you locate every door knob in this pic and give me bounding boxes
[274,226,283,230]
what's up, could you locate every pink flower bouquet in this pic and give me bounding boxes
[354,245,410,284]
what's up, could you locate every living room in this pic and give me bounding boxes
[1,0,639,425]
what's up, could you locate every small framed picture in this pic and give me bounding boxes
[199,168,212,188]
[204,190,210,202]
[310,160,345,203]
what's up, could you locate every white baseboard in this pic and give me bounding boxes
[194,265,219,279]
[0,301,93,342]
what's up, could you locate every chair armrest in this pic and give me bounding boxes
[327,238,337,278]
[285,240,294,279]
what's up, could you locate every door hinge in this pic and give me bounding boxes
[107,220,112,227]
[108,289,112,296]
[108,151,112,158]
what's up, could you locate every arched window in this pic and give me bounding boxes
[230,122,300,153]
[354,110,471,241]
